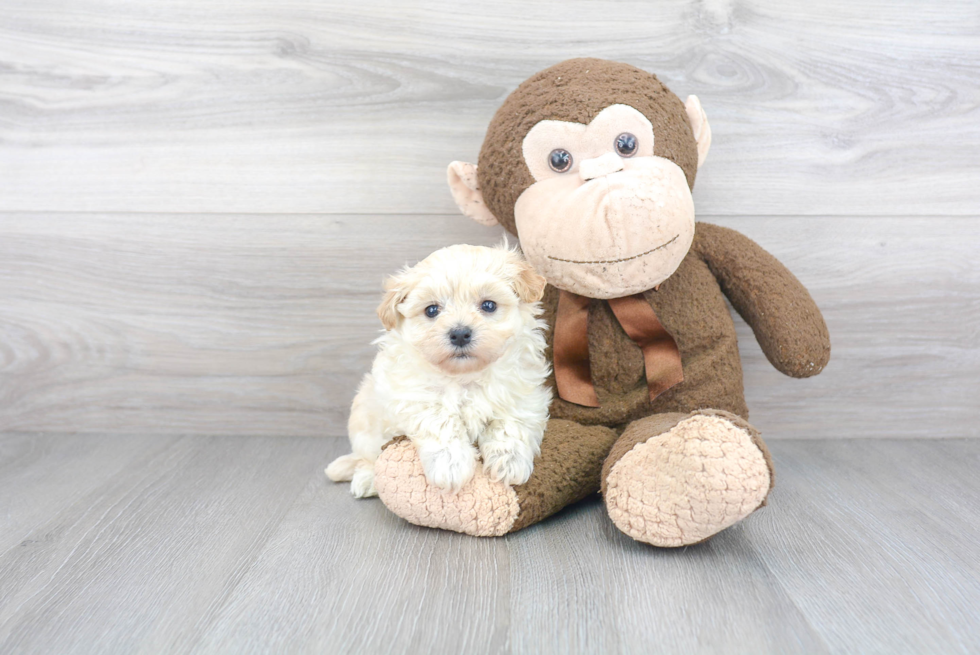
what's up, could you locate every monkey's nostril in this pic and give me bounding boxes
[448,326,472,348]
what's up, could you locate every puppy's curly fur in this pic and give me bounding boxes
[326,244,552,497]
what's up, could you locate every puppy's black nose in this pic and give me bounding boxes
[448,326,472,348]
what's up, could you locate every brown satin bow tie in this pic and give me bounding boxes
[553,289,684,407]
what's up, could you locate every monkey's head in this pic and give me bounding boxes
[448,58,711,299]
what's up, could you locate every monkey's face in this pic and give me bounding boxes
[447,59,712,300]
[514,104,695,299]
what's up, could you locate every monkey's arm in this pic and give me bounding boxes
[694,222,830,378]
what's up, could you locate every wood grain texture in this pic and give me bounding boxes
[0,433,333,654]
[746,439,980,653]
[0,432,179,553]
[193,441,511,655]
[506,503,829,654]
[2,212,977,438]
[1,433,978,653]
[1,0,978,215]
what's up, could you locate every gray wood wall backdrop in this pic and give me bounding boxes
[1,0,978,439]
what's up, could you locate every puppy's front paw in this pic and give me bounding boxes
[416,440,478,493]
[481,440,535,486]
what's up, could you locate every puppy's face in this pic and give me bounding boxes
[378,245,546,375]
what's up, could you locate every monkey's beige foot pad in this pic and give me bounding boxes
[374,439,520,537]
[604,414,771,547]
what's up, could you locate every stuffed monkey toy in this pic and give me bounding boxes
[373,58,830,547]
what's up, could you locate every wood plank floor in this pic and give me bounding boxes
[1,433,977,654]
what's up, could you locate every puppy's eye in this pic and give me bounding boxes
[424,305,440,318]
[615,133,637,157]
[548,149,572,173]
[480,300,497,313]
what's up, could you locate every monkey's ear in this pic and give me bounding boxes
[510,257,547,303]
[684,95,712,169]
[377,272,412,330]
[447,161,500,227]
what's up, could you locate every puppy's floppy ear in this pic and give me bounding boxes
[509,255,547,303]
[377,270,413,330]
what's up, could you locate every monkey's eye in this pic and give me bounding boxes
[424,304,440,318]
[615,133,638,157]
[548,149,573,173]
[480,300,497,313]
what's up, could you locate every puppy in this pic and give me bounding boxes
[326,244,552,498]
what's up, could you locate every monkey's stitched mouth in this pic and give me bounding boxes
[547,234,679,265]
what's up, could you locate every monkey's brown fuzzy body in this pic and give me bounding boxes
[548,226,746,427]
[373,58,830,546]
[376,221,828,541]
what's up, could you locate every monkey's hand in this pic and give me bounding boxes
[696,222,831,378]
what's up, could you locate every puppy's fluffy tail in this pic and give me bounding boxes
[325,453,362,482]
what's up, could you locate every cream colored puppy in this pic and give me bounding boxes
[326,244,552,498]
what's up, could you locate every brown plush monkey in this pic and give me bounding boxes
[373,58,830,547]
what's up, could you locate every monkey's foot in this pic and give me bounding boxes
[374,420,620,537]
[374,437,519,537]
[602,410,773,548]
